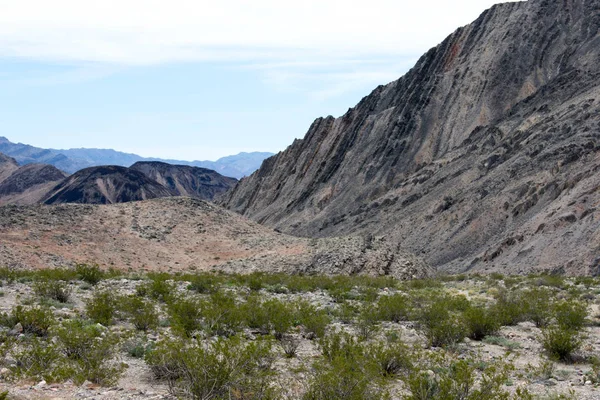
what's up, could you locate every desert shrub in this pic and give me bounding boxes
[296,301,330,339]
[356,306,380,341]
[307,331,385,400]
[201,290,244,337]
[279,334,301,358]
[123,338,154,359]
[418,301,467,348]
[403,358,515,400]
[33,279,72,303]
[525,287,554,328]
[463,305,501,341]
[121,295,158,331]
[405,278,443,290]
[541,326,583,362]
[186,273,220,294]
[376,293,411,323]
[553,300,588,331]
[36,268,77,282]
[137,277,176,303]
[146,335,277,399]
[75,263,104,285]
[482,336,521,351]
[491,289,529,326]
[366,340,412,378]
[534,274,566,289]
[85,291,117,326]
[12,305,55,336]
[10,338,65,381]
[168,296,203,337]
[334,302,359,324]
[242,296,294,339]
[54,319,104,360]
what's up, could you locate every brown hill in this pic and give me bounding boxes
[222,0,600,276]
[0,163,67,205]
[0,197,429,279]
[130,161,237,201]
[42,165,175,205]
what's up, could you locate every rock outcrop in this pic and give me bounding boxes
[130,161,237,201]
[42,165,174,205]
[222,0,600,275]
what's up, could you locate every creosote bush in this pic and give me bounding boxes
[463,305,500,341]
[122,295,159,331]
[75,263,104,285]
[33,279,72,303]
[85,290,117,326]
[419,300,467,348]
[541,326,583,362]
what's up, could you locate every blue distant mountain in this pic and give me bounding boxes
[0,137,273,179]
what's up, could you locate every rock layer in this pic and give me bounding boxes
[223,0,600,275]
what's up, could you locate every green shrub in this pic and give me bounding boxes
[85,291,117,326]
[376,293,411,323]
[463,306,500,341]
[137,277,176,303]
[146,335,277,399]
[242,296,294,339]
[356,306,380,341]
[123,338,154,359]
[553,300,588,331]
[33,279,72,303]
[525,288,554,328]
[541,326,583,362]
[492,290,529,326]
[76,263,104,285]
[121,295,158,331]
[296,301,330,339]
[12,306,55,336]
[367,340,412,378]
[201,290,244,337]
[54,319,104,360]
[403,358,514,400]
[482,336,521,351]
[168,296,203,337]
[418,301,466,348]
[186,273,220,294]
[10,337,65,381]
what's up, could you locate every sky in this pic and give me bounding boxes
[0,0,521,161]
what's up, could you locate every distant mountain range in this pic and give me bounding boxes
[0,137,273,179]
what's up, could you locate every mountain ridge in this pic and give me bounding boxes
[223,0,600,275]
[0,136,273,178]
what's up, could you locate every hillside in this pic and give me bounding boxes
[222,0,600,275]
[0,197,428,279]
[130,161,237,200]
[41,166,174,205]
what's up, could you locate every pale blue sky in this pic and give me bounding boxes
[0,0,518,160]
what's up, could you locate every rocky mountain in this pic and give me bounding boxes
[0,137,272,178]
[42,165,174,205]
[223,0,600,276]
[130,161,237,200]
[0,197,429,279]
[0,154,68,205]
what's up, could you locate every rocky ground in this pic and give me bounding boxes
[0,270,598,399]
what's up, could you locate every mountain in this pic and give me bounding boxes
[130,161,237,200]
[42,165,175,205]
[0,197,429,279]
[0,137,272,178]
[223,0,600,276]
[0,154,68,206]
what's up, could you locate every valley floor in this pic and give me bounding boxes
[0,268,599,399]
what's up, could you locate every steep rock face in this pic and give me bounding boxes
[223,0,600,275]
[130,161,237,200]
[42,166,174,205]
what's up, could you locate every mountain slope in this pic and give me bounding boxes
[223,0,600,275]
[130,161,237,200]
[0,163,68,205]
[42,166,174,205]
[0,137,272,178]
[0,153,19,183]
[0,198,429,279]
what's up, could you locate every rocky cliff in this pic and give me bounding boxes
[223,0,600,275]
[130,161,237,200]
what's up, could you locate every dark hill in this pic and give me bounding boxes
[42,165,174,205]
[222,0,600,276]
[130,161,237,201]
